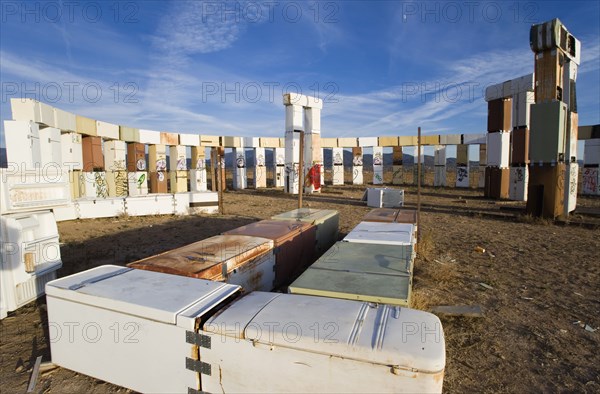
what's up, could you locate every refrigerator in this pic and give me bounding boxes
[223,220,317,289]
[1,211,62,316]
[47,266,445,394]
[363,208,399,223]
[46,265,242,394]
[395,208,418,225]
[128,234,276,292]
[271,208,339,257]
[125,194,174,216]
[344,221,415,246]
[202,291,445,393]
[363,188,404,208]
[288,241,414,306]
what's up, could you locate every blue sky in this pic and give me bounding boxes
[1,0,599,145]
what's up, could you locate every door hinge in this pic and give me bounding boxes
[188,388,210,394]
[186,358,211,375]
[186,331,211,349]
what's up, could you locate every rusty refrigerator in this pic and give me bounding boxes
[223,220,316,289]
[127,234,276,292]
[289,241,414,306]
[271,208,339,256]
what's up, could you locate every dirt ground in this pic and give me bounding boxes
[1,182,599,393]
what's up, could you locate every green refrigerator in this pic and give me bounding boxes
[288,241,414,306]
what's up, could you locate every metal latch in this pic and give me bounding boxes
[186,358,211,375]
[186,331,211,349]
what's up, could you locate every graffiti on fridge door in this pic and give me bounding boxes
[457,167,468,182]
[95,172,109,198]
[236,154,246,168]
[156,158,167,171]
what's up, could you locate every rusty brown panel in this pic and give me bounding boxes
[223,220,312,245]
[128,235,273,279]
[363,208,399,223]
[395,209,418,224]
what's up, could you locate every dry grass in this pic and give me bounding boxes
[416,229,435,261]
[517,213,553,225]
[411,288,444,310]
[117,212,130,221]
[429,260,459,283]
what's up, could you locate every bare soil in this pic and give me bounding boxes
[1,183,599,393]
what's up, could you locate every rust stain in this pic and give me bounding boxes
[433,370,445,384]
[223,220,312,246]
[128,234,272,280]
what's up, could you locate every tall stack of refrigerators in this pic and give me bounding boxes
[526,18,580,219]
[484,95,511,199]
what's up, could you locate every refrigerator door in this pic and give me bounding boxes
[289,242,413,306]
[395,209,418,224]
[46,265,240,325]
[344,221,414,246]
[363,208,399,222]
[223,220,317,287]
[1,211,62,312]
[46,265,241,394]
[203,292,445,393]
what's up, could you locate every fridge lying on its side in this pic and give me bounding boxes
[288,241,414,306]
[223,219,316,289]
[46,265,242,394]
[344,221,415,247]
[362,208,399,223]
[47,265,446,394]
[271,208,339,256]
[128,234,276,292]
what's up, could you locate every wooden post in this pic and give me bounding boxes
[298,131,304,209]
[417,127,422,245]
[210,148,217,192]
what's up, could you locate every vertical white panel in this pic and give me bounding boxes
[331,147,344,185]
[509,166,528,201]
[127,172,149,196]
[38,127,62,168]
[456,166,469,188]
[104,140,127,171]
[565,162,578,213]
[304,108,321,133]
[434,166,446,187]
[285,105,304,132]
[169,146,187,171]
[254,147,266,188]
[4,120,41,170]
[233,147,247,190]
[487,132,510,168]
[60,132,83,170]
[373,146,384,185]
